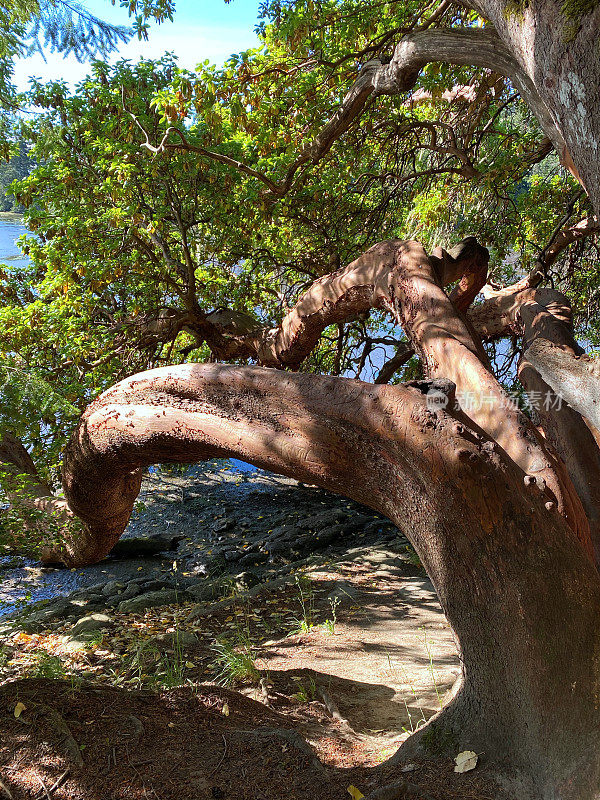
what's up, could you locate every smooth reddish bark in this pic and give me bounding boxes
[56,361,600,798]
[10,234,600,798]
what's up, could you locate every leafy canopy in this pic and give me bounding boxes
[1,0,598,485]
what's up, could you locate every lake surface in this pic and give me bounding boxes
[0,214,29,268]
[0,219,260,617]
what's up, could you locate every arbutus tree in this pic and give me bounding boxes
[5,236,600,799]
[3,0,600,796]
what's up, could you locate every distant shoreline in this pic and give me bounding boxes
[0,212,24,223]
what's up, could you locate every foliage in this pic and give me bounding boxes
[28,650,65,679]
[0,141,34,210]
[0,0,598,488]
[211,635,260,686]
[0,0,176,159]
[24,1,132,62]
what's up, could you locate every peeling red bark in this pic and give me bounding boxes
[11,232,600,798]
[56,362,600,798]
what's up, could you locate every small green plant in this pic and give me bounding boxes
[420,721,458,755]
[422,628,444,710]
[124,633,190,690]
[82,631,105,648]
[0,646,11,672]
[293,574,316,633]
[155,650,188,688]
[67,674,84,693]
[291,674,317,703]
[385,651,428,736]
[211,636,260,686]
[29,651,65,679]
[404,545,423,568]
[323,596,341,634]
[127,640,159,688]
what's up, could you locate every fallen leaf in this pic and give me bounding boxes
[347,786,365,799]
[14,702,26,718]
[454,750,478,773]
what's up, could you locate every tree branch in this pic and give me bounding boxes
[130,28,568,198]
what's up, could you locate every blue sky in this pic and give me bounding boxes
[13,0,261,91]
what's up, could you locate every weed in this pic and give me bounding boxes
[0,645,11,674]
[422,628,443,709]
[82,631,105,648]
[29,652,65,680]
[293,573,316,632]
[211,636,260,686]
[123,638,189,690]
[323,596,341,634]
[291,674,317,703]
[385,651,428,735]
[127,640,160,688]
[420,721,458,755]
[404,545,422,568]
[155,651,188,688]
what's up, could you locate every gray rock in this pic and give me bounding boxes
[83,592,106,604]
[266,540,290,556]
[22,598,78,631]
[118,588,179,613]
[186,581,224,602]
[291,534,313,553]
[314,525,345,547]
[211,517,234,533]
[297,510,346,531]
[102,580,125,597]
[118,582,141,601]
[69,582,106,598]
[326,581,359,604]
[139,578,174,592]
[269,524,301,541]
[233,571,262,591]
[239,551,268,567]
[69,612,112,638]
[152,630,197,649]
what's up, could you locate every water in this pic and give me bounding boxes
[0,218,265,616]
[0,213,29,268]
[0,459,270,618]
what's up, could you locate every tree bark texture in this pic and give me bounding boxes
[1,222,598,800]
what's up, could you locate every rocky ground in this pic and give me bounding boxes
[0,461,509,799]
[0,459,408,625]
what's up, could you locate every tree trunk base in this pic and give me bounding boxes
[386,687,600,800]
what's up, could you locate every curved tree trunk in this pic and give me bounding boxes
[53,237,591,564]
[0,432,119,564]
[470,280,600,562]
[54,362,600,798]
[12,234,600,797]
[473,0,600,215]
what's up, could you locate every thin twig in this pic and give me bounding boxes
[0,777,13,800]
[34,769,69,800]
[208,734,228,777]
[35,775,51,800]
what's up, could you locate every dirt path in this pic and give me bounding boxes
[0,463,511,798]
[248,554,460,767]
